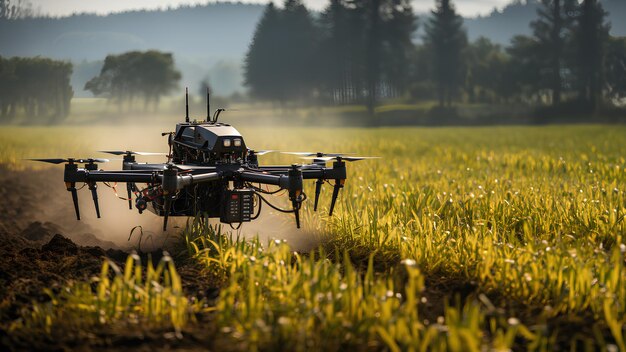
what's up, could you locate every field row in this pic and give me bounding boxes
[4,125,626,350]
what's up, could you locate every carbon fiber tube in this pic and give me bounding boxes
[178,172,222,187]
[240,171,288,188]
[86,172,156,183]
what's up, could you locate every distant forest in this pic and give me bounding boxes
[0,0,624,98]
[242,0,625,123]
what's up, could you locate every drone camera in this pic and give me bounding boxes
[135,198,147,213]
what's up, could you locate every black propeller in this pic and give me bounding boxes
[29,158,109,164]
[300,156,380,162]
[301,156,380,162]
[298,163,324,170]
[282,152,354,157]
[170,163,215,171]
[249,150,274,156]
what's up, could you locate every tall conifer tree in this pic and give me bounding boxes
[424,0,467,108]
[530,0,577,105]
[280,0,318,101]
[244,3,282,100]
[574,0,610,109]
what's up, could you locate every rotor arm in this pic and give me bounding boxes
[257,163,347,181]
[240,167,304,228]
[239,171,289,188]
[85,172,157,183]
[64,166,157,184]
[256,162,347,216]
[239,170,304,194]
[176,171,223,188]
[62,164,157,221]
[127,163,168,171]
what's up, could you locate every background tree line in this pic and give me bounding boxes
[85,50,181,110]
[0,0,35,19]
[0,56,73,123]
[245,0,416,115]
[0,50,181,122]
[245,0,626,118]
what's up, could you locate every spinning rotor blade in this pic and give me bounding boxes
[29,158,109,164]
[250,150,274,156]
[170,163,215,171]
[340,156,380,162]
[78,158,109,164]
[28,158,68,164]
[300,156,380,162]
[298,164,324,170]
[282,152,354,157]
[99,151,127,155]
[99,150,167,156]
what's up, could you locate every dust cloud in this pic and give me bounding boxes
[18,123,322,252]
[71,185,321,252]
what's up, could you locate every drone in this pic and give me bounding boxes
[30,89,376,231]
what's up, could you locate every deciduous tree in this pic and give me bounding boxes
[0,56,72,122]
[85,50,181,109]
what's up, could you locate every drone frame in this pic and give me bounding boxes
[33,88,373,231]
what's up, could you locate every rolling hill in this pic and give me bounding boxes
[1,0,624,96]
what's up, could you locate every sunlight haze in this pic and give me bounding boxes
[30,0,514,17]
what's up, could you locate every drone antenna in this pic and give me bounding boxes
[206,86,210,123]
[185,87,189,123]
[213,108,225,123]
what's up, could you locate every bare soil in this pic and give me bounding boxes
[0,167,220,350]
[0,167,612,350]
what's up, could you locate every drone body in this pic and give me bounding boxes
[34,90,373,231]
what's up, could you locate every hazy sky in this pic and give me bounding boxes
[29,0,514,17]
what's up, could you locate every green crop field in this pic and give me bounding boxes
[2,124,626,350]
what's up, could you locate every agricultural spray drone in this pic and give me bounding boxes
[30,89,376,230]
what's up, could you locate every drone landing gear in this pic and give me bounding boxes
[66,182,81,221]
[292,198,302,229]
[162,195,174,231]
[161,168,178,231]
[126,182,133,210]
[313,179,323,211]
[329,179,344,216]
[88,182,101,218]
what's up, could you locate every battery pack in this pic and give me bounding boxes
[221,189,254,223]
